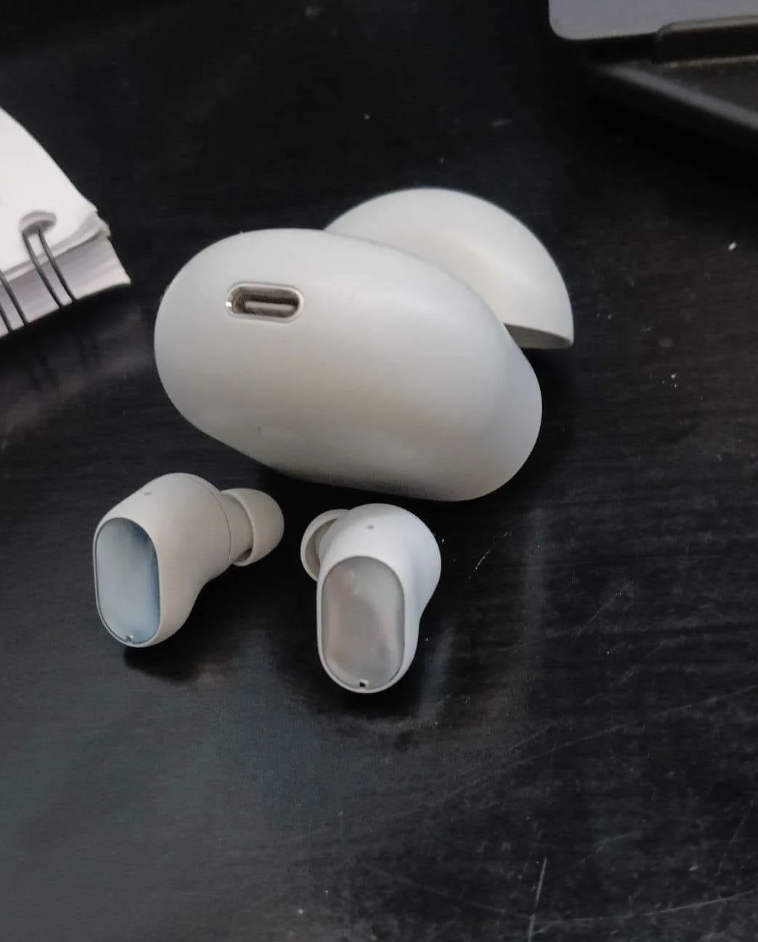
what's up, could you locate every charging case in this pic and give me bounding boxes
[154,227,544,501]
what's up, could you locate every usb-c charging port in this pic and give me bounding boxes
[226,284,302,320]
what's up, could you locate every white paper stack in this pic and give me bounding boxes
[0,107,130,336]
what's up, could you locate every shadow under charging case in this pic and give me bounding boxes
[154,228,542,501]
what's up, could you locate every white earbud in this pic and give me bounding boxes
[93,473,284,647]
[301,504,441,693]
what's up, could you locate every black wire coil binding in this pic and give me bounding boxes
[0,220,76,333]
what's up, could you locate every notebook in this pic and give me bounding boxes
[0,106,130,337]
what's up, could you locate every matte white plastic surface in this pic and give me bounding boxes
[301,504,442,693]
[155,229,542,502]
[93,474,283,647]
[328,188,574,349]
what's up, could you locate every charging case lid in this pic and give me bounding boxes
[327,188,573,350]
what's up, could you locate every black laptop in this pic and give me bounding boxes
[550,0,758,152]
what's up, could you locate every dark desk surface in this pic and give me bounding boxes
[2,2,758,940]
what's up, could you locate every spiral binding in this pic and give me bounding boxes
[0,220,77,334]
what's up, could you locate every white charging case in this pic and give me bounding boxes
[154,224,549,501]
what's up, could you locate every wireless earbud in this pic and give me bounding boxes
[93,473,284,647]
[301,504,441,693]
[154,187,573,500]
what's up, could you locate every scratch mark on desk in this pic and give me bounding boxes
[617,666,639,685]
[467,531,508,581]
[419,723,558,812]
[363,863,508,916]
[527,857,547,942]
[570,831,641,871]
[575,579,635,639]
[508,685,758,793]
[454,684,755,804]
[279,686,757,857]
[644,638,670,661]
[535,887,757,933]
[648,685,757,721]
[406,685,758,826]
[715,799,754,880]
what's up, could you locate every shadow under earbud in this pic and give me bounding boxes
[122,554,286,685]
[394,484,556,738]
[123,634,204,684]
[121,585,242,685]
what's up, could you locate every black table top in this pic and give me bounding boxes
[2,2,758,940]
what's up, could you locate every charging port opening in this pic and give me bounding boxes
[226,284,302,320]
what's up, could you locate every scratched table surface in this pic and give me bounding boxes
[1,1,758,940]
